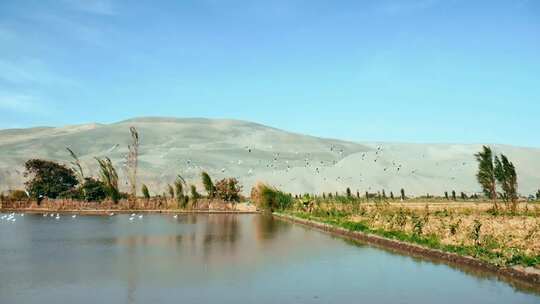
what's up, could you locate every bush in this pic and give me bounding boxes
[59,188,83,200]
[58,178,108,202]
[95,157,120,203]
[251,183,293,211]
[81,178,108,202]
[7,189,29,201]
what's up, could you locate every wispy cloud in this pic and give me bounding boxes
[31,12,110,47]
[0,94,45,114]
[63,0,116,16]
[0,58,78,87]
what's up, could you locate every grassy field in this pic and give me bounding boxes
[285,198,540,268]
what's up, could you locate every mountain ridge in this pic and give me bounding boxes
[1,117,539,196]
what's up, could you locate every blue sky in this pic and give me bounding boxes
[0,0,539,146]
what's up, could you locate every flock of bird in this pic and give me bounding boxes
[0,212,186,223]
[2,142,474,197]
[0,212,21,222]
[168,143,473,193]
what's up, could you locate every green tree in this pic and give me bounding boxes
[400,188,406,201]
[452,190,457,201]
[201,171,215,198]
[24,159,78,203]
[346,187,352,197]
[494,154,518,211]
[215,178,243,202]
[474,146,497,202]
[142,184,150,199]
[96,157,120,203]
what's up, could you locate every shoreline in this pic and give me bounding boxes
[0,208,259,215]
[273,212,540,293]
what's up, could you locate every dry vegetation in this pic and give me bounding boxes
[287,198,540,267]
[0,197,255,212]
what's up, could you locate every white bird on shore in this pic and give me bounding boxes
[109,212,115,216]
[50,213,54,217]
[72,214,77,218]
[11,218,16,222]
[129,217,134,221]
[173,214,178,219]
[55,214,60,220]
[130,213,136,217]
[138,214,143,219]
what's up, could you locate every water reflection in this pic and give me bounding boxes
[253,214,291,241]
[0,213,539,304]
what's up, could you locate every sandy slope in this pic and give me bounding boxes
[0,117,539,197]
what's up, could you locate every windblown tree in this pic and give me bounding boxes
[201,171,215,198]
[174,175,188,207]
[494,154,518,210]
[141,184,150,200]
[66,148,85,183]
[96,157,120,203]
[190,185,200,205]
[126,127,140,198]
[23,159,78,203]
[474,146,497,204]
[167,184,175,198]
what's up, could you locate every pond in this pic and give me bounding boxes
[0,213,539,303]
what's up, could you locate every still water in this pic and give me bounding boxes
[0,213,539,304]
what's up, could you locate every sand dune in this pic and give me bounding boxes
[0,117,539,197]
